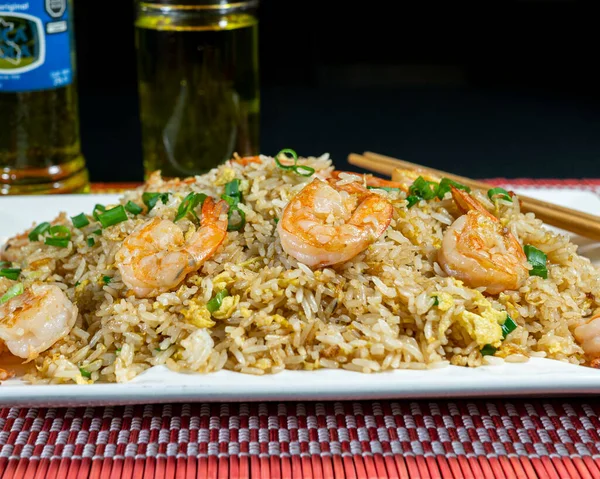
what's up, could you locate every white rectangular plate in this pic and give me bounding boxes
[2,189,600,407]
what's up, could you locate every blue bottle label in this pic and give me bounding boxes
[0,0,72,92]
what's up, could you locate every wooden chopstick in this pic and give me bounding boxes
[348,151,600,241]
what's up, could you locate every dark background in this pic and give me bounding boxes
[73,0,600,182]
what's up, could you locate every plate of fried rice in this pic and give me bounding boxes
[2,151,600,406]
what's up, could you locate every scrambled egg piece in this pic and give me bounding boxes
[213,167,236,186]
[74,280,90,299]
[458,293,505,347]
[432,292,453,311]
[181,300,216,328]
[212,294,240,320]
[255,314,290,328]
[212,272,234,292]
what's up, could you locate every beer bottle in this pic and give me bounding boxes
[0,0,89,194]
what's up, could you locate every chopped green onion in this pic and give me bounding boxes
[524,245,548,279]
[28,222,51,241]
[125,201,143,215]
[207,289,229,313]
[367,186,401,192]
[0,261,11,269]
[98,205,128,228]
[274,218,279,224]
[436,178,471,199]
[0,268,21,280]
[432,296,439,306]
[92,204,106,221]
[93,229,102,235]
[501,314,517,338]
[480,344,497,356]
[224,179,241,199]
[102,275,111,284]
[115,348,121,353]
[87,237,95,247]
[0,283,23,305]
[71,213,90,229]
[79,368,92,379]
[75,281,81,287]
[408,176,437,200]
[487,187,513,203]
[406,195,421,208]
[174,192,207,223]
[227,207,246,231]
[44,225,71,248]
[142,192,170,212]
[155,347,162,352]
[274,148,315,177]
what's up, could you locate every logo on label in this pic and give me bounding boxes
[0,13,45,74]
[45,0,65,18]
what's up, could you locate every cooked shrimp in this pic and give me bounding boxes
[437,186,529,295]
[0,283,78,360]
[277,177,393,268]
[574,313,600,367]
[115,197,229,298]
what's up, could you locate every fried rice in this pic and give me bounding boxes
[1,153,599,384]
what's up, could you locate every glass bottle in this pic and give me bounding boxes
[135,0,260,179]
[0,0,89,195]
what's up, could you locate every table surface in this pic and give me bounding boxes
[3,179,600,479]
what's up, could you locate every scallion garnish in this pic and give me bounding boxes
[92,204,106,221]
[142,192,169,212]
[501,314,517,338]
[488,187,513,203]
[87,237,95,247]
[221,180,246,231]
[0,268,21,280]
[480,344,497,356]
[274,218,279,224]
[125,201,143,215]
[71,213,90,229]
[524,245,548,279]
[207,289,229,313]
[406,195,421,208]
[79,368,92,379]
[436,178,471,199]
[408,176,437,200]
[102,275,111,284]
[0,283,23,305]
[28,222,51,241]
[93,229,102,235]
[174,192,207,223]
[44,225,71,248]
[432,296,439,306]
[367,186,401,192]
[274,149,315,177]
[98,205,128,228]
[0,261,10,269]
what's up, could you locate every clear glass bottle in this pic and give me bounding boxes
[135,0,260,179]
[0,0,89,195]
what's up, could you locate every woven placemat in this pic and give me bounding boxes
[1,400,599,479]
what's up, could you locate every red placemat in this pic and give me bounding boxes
[1,400,600,479]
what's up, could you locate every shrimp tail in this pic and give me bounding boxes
[451,186,497,220]
[186,197,230,265]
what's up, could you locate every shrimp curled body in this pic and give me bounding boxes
[0,283,78,360]
[438,186,529,295]
[277,178,393,268]
[574,313,600,367]
[115,197,229,298]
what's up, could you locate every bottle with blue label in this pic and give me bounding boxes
[0,0,88,194]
